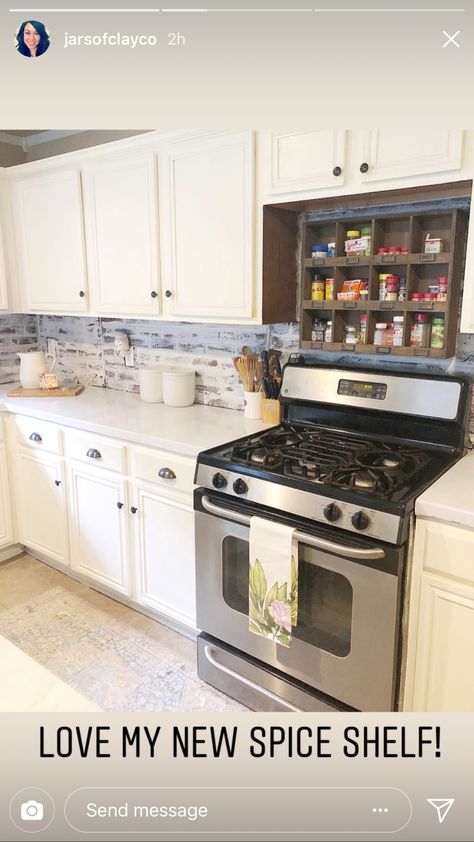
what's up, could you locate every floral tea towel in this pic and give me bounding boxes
[249,516,298,647]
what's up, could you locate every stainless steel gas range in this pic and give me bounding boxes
[193,361,471,713]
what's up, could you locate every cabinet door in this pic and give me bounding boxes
[266,130,347,194]
[0,218,8,311]
[13,169,88,312]
[160,131,254,320]
[132,482,196,629]
[412,573,474,711]
[15,449,69,565]
[83,154,160,315]
[0,443,13,548]
[68,462,130,595]
[359,130,464,184]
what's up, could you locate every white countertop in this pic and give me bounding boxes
[415,450,474,529]
[0,385,270,456]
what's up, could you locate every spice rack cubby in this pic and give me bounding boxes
[300,201,469,358]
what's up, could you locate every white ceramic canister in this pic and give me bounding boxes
[139,367,163,403]
[162,368,196,407]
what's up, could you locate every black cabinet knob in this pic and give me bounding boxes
[360,162,369,174]
[29,432,42,442]
[130,506,138,514]
[79,290,85,298]
[212,472,227,489]
[165,290,172,298]
[55,480,61,487]
[351,510,370,531]
[117,502,124,509]
[332,166,342,177]
[233,478,248,496]
[151,290,158,298]
[324,502,341,523]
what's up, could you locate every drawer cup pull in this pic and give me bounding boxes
[86,448,102,460]
[29,432,42,442]
[158,467,176,480]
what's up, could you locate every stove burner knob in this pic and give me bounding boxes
[351,510,370,531]
[233,478,248,495]
[324,502,342,522]
[212,472,227,489]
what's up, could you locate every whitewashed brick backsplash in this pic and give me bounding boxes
[0,314,470,438]
[36,316,301,410]
[0,315,38,384]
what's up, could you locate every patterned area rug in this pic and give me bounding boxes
[0,586,245,712]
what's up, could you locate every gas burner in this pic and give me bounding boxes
[328,467,395,497]
[249,448,281,469]
[356,448,426,476]
[354,471,377,490]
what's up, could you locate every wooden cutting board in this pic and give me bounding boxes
[7,384,85,398]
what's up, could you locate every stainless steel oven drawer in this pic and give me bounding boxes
[198,635,350,713]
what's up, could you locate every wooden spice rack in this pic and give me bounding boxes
[299,199,469,358]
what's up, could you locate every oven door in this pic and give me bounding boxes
[194,491,404,711]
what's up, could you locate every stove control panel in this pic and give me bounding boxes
[196,464,401,544]
[338,379,387,401]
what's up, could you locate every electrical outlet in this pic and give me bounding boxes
[124,346,134,367]
[47,338,59,359]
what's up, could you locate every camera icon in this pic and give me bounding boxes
[20,800,44,821]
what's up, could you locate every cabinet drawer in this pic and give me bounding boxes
[64,429,127,473]
[418,518,474,583]
[13,415,62,454]
[130,446,195,497]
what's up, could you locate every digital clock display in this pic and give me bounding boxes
[338,379,387,400]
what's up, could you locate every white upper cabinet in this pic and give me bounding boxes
[13,169,88,312]
[266,130,348,194]
[160,131,254,321]
[83,153,160,315]
[358,130,464,184]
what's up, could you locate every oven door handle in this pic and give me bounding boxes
[200,495,385,560]
[203,645,303,712]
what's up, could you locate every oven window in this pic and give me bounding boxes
[222,537,353,657]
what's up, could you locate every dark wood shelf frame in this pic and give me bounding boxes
[296,190,470,358]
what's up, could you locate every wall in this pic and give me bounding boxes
[0,315,38,383]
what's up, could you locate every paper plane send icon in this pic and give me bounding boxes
[427,799,455,824]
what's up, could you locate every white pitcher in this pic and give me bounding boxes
[17,351,56,390]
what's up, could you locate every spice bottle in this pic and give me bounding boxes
[430,316,445,349]
[392,316,404,347]
[410,313,431,348]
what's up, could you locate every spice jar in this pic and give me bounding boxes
[360,226,372,255]
[374,323,390,346]
[379,274,391,301]
[324,321,333,343]
[344,325,358,345]
[392,315,404,347]
[311,244,328,258]
[438,277,448,302]
[430,316,445,349]
[311,318,327,342]
[325,278,334,301]
[410,313,431,348]
[311,277,325,301]
[359,314,368,344]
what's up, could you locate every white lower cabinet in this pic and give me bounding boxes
[68,461,130,595]
[15,448,69,566]
[0,442,14,548]
[412,573,474,711]
[405,518,474,711]
[132,482,196,630]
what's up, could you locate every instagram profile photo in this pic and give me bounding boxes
[15,20,50,58]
